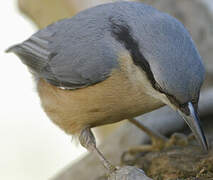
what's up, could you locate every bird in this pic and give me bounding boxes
[6,1,208,173]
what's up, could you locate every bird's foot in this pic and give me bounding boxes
[122,118,194,163]
[165,132,192,148]
[122,133,193,164]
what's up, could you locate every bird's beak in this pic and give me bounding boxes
[178,102,208,151]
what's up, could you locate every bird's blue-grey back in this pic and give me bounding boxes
[7,1,205,102]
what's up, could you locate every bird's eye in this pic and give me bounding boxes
[179,103,190,115]
[166,94,191,115]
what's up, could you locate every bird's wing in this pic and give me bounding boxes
[6,18,119,89]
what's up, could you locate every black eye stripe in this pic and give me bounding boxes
[180,105,190,115]
[109,17,157,89]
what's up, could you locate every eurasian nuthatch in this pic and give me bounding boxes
[7,1,208,173]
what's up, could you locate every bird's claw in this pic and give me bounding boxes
[121,132,192,164]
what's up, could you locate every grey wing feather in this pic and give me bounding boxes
[6,11,119,89]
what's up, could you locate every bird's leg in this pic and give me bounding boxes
[79,127,117,173]
[125,118,189,154]
[127,118,168,153]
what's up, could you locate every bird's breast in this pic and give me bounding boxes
[37,52,164,135]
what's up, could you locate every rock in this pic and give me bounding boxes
[108,166,152,180]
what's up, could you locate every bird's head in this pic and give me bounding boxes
[138,13,208,151]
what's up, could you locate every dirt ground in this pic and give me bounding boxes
[123,141,213,180]
[98,116,213,180]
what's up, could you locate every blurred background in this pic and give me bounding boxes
[1,1,87,180]
[1,0,213,180]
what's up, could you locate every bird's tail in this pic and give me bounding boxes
[5,44,20,53]
[5,42,49,74]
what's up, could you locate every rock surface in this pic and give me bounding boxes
[108,166,152,180]
[98,141,213,180]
